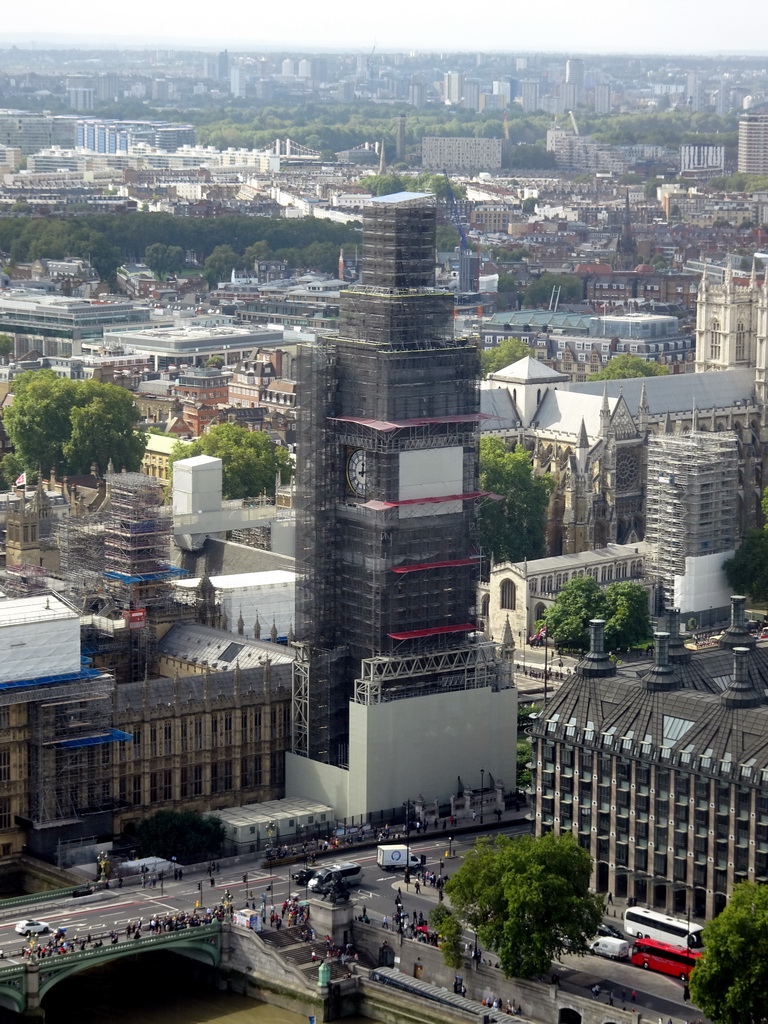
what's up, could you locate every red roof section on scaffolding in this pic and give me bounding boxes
[391,557,479,574]
[388,623,476,640]
[330,414,490,432]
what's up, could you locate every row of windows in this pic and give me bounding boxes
[709,318,747,362]
[122,707,290,760]
[118,756,277,806]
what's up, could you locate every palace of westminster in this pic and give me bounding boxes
[0,196,768,923]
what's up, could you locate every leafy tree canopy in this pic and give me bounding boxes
[429,904,464,969]
[723,528,768,603]
[544,576,651,651]
[689,881,768,1024]
[587,353,669,380]
[444,833,603,978]
[0,212,359,284]
[478,439,552,563]
[144,242,186,279]
[480,337,532,378]
[523,272,582,308]
[4,370,145,477]
[359,172,467,200]
[0,334,13,361]
[170,423,292,500]
[134,810,226,864]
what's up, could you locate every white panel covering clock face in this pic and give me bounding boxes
[398,447,464,501]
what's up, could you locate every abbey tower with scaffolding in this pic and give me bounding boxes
[287,193,515,818]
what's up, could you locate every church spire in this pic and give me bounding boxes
[600,385,611,435]
[637,380,649,433]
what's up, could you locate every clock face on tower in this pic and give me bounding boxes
[346,448,369,497]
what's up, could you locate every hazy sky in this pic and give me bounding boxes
[2,0,767,55]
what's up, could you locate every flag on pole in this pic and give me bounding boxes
[15,472,26,488]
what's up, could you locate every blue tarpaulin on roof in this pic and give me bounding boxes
[0,668,102,691]
[54,729,133,749]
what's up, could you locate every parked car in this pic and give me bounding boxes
[15,919,50,936]
[597,922,625,940]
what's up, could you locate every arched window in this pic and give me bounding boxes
[529,577,538,594]
[500,578,516,610]
[736,321,746,361]
[481,593,490,622]
[710,318,721,361]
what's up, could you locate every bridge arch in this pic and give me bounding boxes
[37,924,221,1005]
[0,982,25,1015]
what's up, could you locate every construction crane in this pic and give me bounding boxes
[443,171,477,293]
[568,110,580,136]
[502,110,510,141]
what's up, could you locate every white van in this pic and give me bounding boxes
[307,862,362,892]
[590,936,629,960]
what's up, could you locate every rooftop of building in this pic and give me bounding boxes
[0,593,77,626]
[157,621,294,670]
[487,355,570,385]
[497,542,647,576]
[369,191,433,205]
[174,569,295,592]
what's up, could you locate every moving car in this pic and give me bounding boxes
[597,922,624,940]
[291,868,317,886]
[307,862,362,892]
[15,919,50,936]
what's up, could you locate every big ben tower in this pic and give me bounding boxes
[288,193,514,817]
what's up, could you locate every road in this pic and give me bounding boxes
[0,825,703,1022]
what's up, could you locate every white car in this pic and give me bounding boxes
[14,919,50,936]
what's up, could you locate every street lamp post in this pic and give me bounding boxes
[403,798,411,886]
[519,631,526,673]
[448,835,453,859]
[480,769,484,824]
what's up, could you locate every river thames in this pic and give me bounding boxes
[42,955,370,1024]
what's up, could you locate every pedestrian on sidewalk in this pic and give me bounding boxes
[607,892,613,905]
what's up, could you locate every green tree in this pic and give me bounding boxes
[689,881,768,1024]
[134,809,226,864]
[523,272,582,307]
[144,243,185,279]
[203,244,240,287]
[4,371,145,476]
[521,197,537,214]
[603,580,652,651]
[429,904,464,969]
[544,575,606,649]
[444,833,603,979]
[0,333,13,362]
[359,173,408,197]
[588,354,669,380]
[517,740,532,789]
[170,423,292,500]
[723,529,768,602]
[544,576,651,650]
[477,439,552,563]
[480,337,532,378]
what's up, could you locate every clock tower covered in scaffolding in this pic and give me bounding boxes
[289,193,514,815]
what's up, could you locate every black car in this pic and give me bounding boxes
[597,923,624,940]
[291,868,317,886]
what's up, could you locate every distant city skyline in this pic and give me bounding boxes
[1,0,767,56]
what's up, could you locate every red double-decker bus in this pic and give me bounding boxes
[630,938,702,981]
